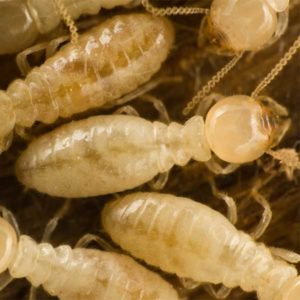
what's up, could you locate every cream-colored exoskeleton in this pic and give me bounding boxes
[15,94,288,198]
[142,0,289,53]
[0,0,140,54]
[102,192,300,300]
[0,216,179,300]
[0,13,174,153]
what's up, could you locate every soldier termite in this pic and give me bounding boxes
[0,0,140,55]
[102,192,300,300]
[0,209,179,300]
[0,13,174,153]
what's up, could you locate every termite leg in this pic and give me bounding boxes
[28,286,37,300]
[204,284,232,299]
[207,176,238,225]
[0,271,13,292]
[195,93,223,117]
[16,41,51,76]
[41,200,71,242]
[205,155,240,175]
[179,277,200,290]
[75,233,117,252]
[113,105,140,116]
[269,247,300,264]
[0,206,20,237]
[0,206,18,291]
[16,35,70,76]
[250,190,272,240]
[148,172,170,191]
[45,35,70,58]
[139,94,170,124]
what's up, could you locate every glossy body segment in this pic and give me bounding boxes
[0,13,174,153]
[7,13,174,126]
[8,235,179,300]
[15,115,211,198]
[0,0,137,54]
[102,192,298,300]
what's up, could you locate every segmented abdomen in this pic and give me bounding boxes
[15,115,174,197]
[102,192,297,300]
[9,235,179,299]
[7,13,174,127]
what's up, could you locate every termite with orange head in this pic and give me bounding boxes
[0,13,174,153]
[102,192,300,300]
[14,34,300,199]
[0,0,140,55]
[141,0,289,54]
[0,213,179,299]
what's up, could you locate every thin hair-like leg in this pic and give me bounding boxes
[205,155,240,175]
[0,206,20,237]
[75,233,118,253]
[42,200,71,242]
[105,76,182,109]
[113,105,140,116]
[148,172,169,190]
[204,284,232,299]
[208,176,237,225]
[250,189,272,240]
[138,94,170,124]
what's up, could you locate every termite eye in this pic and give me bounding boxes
[0,217,17,273]
[205,95,272,164]
[279,277,300,300]
[209,0,277,51]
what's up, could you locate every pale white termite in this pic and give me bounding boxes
[102,192,300,300]
[0,217,179,300]
[0,0,139,54]
[142,0,289,53]
[0,13,174,153]
[15,94,288,198]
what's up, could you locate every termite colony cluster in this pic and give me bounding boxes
[0,0,299,299]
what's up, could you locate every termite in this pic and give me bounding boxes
[101,192,300,300]
[15,33,300,199]
[0,215,179,299]
[14,94,288,198]
[0,0,139,55]
[0,13,174,153]
[141,0,289,53]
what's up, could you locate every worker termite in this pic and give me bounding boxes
[15,33,300,198]
[141,0,289,53]
[14,93,288,198]
[0,0,140,55]
[0,210,179,300]
[101,192,300,300]
[0,13,174,153]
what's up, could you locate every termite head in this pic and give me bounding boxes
[0,91,16,153]
[0,0,39,54]
[0,217,17,273]
[276,276,300,300]
[205,95,290,164]
[201,0,286,53]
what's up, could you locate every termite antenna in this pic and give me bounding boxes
[141,0,209,16]
[53,0,79,44]
[251,34,300,98]
[182,52,243,116]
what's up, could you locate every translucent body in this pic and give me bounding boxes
[15,114,211,198]
[102,192,300,300]
[0,217,179,299]
[209,0,280,51]
[205,95,273,163]
[0,0,136,54]
[0,13,174,152]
